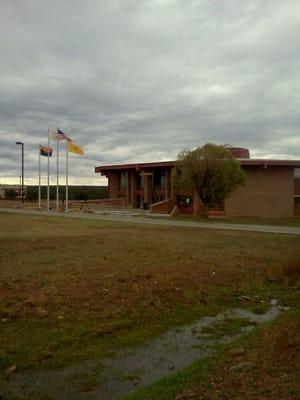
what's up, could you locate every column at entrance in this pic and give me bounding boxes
[108,172,119,198]
[131,171,137,208]
[126,170,131,206]
[170,169,177,201]
[165,168,172,199]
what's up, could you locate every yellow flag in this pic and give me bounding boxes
[68,141,84,155]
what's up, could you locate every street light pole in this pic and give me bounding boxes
[16,141,24,203]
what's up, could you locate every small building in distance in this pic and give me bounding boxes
[95,147,300,217]
[0,184,27,200]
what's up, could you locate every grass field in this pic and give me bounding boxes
[170,214,300,227]
[0,212,299,398]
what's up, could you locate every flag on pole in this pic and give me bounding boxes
[68,141,84,155]
[50,128,71,141]
[39,145,53,157]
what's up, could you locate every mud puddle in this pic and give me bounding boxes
[1,300,284,400]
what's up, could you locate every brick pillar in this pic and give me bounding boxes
[126,170,131,205]
[108,172,119,198]
[131,171,137,208]
[144,174,152,208]
[170,168,177,201]
[166,168,172,199]
[165,168,168,200]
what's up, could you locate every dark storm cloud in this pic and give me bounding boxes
[0,0,299,184]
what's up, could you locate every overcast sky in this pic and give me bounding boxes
[1,0,300,185]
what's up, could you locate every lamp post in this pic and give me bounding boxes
[16,141,24,203]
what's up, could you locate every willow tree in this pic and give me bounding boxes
[174,143,246,218]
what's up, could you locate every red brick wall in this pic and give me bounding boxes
[150,199,176,214]
[224,166,294,217]
[294,178,300,195]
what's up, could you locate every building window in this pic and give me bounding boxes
[295,168,300,178]
[294,197,300,209]
[154,170,165,187]
[119,172,127,191]
[137,174,144,190]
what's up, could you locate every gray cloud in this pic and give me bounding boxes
[1,0,300,185]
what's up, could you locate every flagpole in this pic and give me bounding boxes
[38,148,41,208]
[56,140,59,209]
[47,129,50,211]
[66,140,69,212]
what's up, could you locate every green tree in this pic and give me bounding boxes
[74,191,89,201]
[26,187,38,202]
[174,143,246,218]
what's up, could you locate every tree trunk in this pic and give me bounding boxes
[201,203,209,218]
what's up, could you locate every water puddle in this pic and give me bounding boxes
[1,300,285,400]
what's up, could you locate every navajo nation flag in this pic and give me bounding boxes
[39,145,53,157]
[50,128,71,141]
[68,141,84,155]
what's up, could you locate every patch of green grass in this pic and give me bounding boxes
[0,302,221,372]
[200,318,256,339]
[249,303,272,314]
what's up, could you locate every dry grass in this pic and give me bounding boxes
[282,259,300,278]
[172,214,300,227]
[176,310,300,400]
[0,212,299,373]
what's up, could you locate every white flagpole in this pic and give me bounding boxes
[56,140,59,209]
[66,140,69,212]
[38,148,41,208]
[47,129,50,211]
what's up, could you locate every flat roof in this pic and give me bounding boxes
[95,161,175,173]
[95,159,300,173]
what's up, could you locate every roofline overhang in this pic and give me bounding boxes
[95,159,300,174]
[95,160,175,173]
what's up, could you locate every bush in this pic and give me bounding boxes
[74,192,89,201]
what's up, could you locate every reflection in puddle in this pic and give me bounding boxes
[2,301,284,400]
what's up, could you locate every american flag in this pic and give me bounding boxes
[50,128,71,141]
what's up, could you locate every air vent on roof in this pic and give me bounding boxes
[224,144,250,159]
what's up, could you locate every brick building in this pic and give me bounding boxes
[95,148,300,217]
[0,184,27,200]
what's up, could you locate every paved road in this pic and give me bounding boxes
[1,207,300,235]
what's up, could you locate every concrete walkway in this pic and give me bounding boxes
[1,207,300,235]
